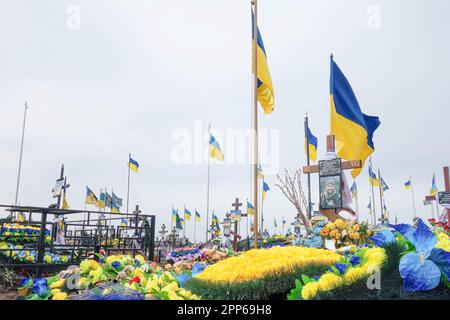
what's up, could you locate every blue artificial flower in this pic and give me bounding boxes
[134,259,141,267]
[398,219,450,292]
[329,263,347,275]
[369,229,396,247]
[191,262,206,277]
[111,260,122,271]
[19,277,33,288]
[31,278,48,297]
[176,273,190,287]
[313,275,320,281]
[389,223,415,243]
[349,255,361,266]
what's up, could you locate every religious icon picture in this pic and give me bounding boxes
[319,175,342,210]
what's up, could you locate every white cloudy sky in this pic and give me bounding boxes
[1,0,449,240]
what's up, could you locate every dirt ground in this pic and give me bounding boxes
[0,287,17,300]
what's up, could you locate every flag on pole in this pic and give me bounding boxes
[350,181,357,199]
[257,163,264,179]
[274,218,278,228]
[381,176,389,192]
[181,218,185,226]
[62,195,69,209]
[247,201,256,215]
[369,165,380,187]
[184,208,192,221]
[172,208,178,223]
[85,187,99,206]
[430,174,438,196]
[330,55,381,178]
[128,157,139,173]
[112,192,123,207]
[105,192,113,209]
[111,201,120,213]
[212,213,219,224]
[282,219,286,228]
[262,182,270,201]
[305,127,318,161]
[176,213,183,230]
[195,210,201,222]
[367,200,372,210]
[120,218,127,227]
[209,134,224,161]
[404,180,411,190]
[252,9,275,115]
[99,190,106,208]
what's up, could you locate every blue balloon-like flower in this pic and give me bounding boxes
[369,229,396,247]
[31,278,48,297]
[398,219,450,292]
[176,273,190,287]
[19,277,33,288]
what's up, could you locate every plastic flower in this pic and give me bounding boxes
[398,219,450,292]
[52,292,68,300]
[31,278,49,298]
[349,255,361,266]
[369,229,396,247]
[111,260,122,271]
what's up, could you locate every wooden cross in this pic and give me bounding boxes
[302,135,362,222]
[159,224,167,239]
[230,198,243,251]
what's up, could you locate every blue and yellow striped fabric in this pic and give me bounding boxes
[404,180,411,190]
[247,201,255,215]
[262,181,270,201]
[128,157,139,173]
[305,127,318,161]
[209,134,224,161]
[252,11,275,115]
[184,208,191,221]
[329,55,380,178]
[369,165,380,187]
[195,210,201,222]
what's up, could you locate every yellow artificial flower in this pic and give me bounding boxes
[80,259,101,274]
[51,288,62,295]
[317,273,342,292]
[50,279,65,289]
[301,282,319,300]
[52,292,68,300]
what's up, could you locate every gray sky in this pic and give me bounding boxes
[1,0,449,240]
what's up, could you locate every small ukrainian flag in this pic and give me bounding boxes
[404,180,411,190]
[120,218,127,227]
[305,127,318,162]
[85,186,99,206]
[128,156,139,173]
[430,174,438,196]
[111,201,120,213]
[184,208,192,221]
[368,166,380,187]
[212,212,219,224]
[99,191,106,209]
[262,182,270,201]
[172,208,178,223]
[247,201,255,215]
[195,210,201,222]
[209,134,224,161]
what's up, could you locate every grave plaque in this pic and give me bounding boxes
[318,159,342,210]
[438,192,450,205]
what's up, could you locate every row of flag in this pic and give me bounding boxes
[85,187,123,213]
[404,174,439,196]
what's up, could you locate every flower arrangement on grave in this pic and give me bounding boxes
[17,253,200,300]
[0,224,51,244]
[0,242,72,264]
[164,247,204,264]
[185,246,341,299]
[428,218,450,236]
[319,219,371,248]
[293,221,327,248]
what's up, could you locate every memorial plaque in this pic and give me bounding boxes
[230,210,242,221]
[319,158,342,177]
[438,192,450,205]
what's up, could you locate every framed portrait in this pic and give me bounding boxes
[319,175,342,210]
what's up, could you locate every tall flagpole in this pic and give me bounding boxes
[377,169,384,223]
[369,158,377,226]
[354,180,360,218]
[206,124,211,242]
[126,153,131,213]
[194,208,197,243]
[252,0,259,249]
[304,112,312,220]
[14,102,29,209]
[410,176,417,220]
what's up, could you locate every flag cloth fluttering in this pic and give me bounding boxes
[209,134,224,161]
[99,191,106,209]
[120,218,127,227]
[262,181,270,201]
[368,165,380,187]
[112,192,123,207]
[105,192,113,209]
[350,181,357,199]
[128,157,139,173]
[175,213,183,230]
[252,10,275,115]
[430,174,438,196]
[305,127,318,162]
[329,55,381,178]
[195,210,201,222]
[212,212,219,224]
[85,187,99,206]
[62,195,69,210]
[404,180,411,190]
[184,208,192,221]
[381,176,389,192]
[247,201,255,215]
[111,201,120,213]
[172,208,178,223]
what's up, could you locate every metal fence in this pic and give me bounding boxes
[0,205,155,276]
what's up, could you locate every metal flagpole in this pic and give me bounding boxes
[194,208,197,243]
[126,153,131,213]
[377,169,384,223]
[206,124,211,242]
[354,180,360,218]
[14,102,29,211]
[369,158,377,226]
[171,204,174,231]
[410,176,417,220]
[252,0,259,249]
[304,112,312,220]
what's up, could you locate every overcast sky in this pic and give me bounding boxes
[1,0,449,240]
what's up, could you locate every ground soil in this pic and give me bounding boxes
[0,286,17,300]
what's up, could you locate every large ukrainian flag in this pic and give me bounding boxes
[330,55,380,178]
[252,10,275,115]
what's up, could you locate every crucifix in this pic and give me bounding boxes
[230,198,243,251]
[303,135,362,222]
[159,224,167,240]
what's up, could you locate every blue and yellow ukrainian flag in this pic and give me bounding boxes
[176,213,183,230]
[330,55,381,178]
[111,201,120,213]
[262,181,270,201]
[430,174,438,196]
[404,180,411,190]
[184,207,191,221]
[350,181,357,199]
[120,218,127,227]
[209,134,224,161]
[305,127,318,162]
[128,156,139,173]
[212,212,219,224]
[247,201,255,215]
[369,165,380,187]
[99,190,106,209]
[195,210,201,222]
[381,176,389,192]
[172,208,178,223]
[85,186,99,207]
[252,10,275,115]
